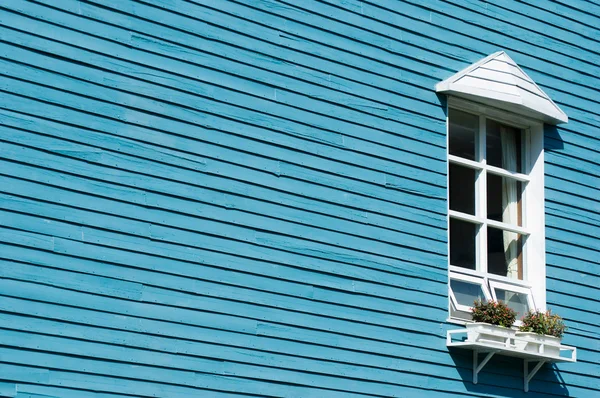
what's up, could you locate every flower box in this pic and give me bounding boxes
[466,322,515,347]
[515,332,561,357]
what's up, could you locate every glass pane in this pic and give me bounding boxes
[450,218,477,270]
[487,174,523,226]
[449,109,478,161]
[494,288,530,319]
[451,278,486,307]
[487,119,522,173]
[449,164,476,215]
[488,227,523,280]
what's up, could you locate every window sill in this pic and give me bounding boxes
[446,317,468,326]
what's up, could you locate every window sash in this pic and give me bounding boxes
[448,109,531,278]
[447,97,546,311]
[449,269,535,323]
[448,155,530,182]
[450,266,532,288]
[489,280,536,319]
[449,210,530,236]
[449,272,492,312]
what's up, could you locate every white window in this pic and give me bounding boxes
[489,280,536,318]
[437,51,568,325]
[446,100,546,323]
[448,271,491,313]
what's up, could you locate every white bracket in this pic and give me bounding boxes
[473,351,495,384]
[448,329,575,392]
[472,352,548,392]
[524,360,546,393]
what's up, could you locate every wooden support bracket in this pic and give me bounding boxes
[524,360,546,393]
[473,352,547,392]
[472,351,495,385]
[448,329,574,393]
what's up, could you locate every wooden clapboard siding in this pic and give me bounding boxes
[0,0,598,396]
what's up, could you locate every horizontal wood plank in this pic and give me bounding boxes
[0,0,598,396]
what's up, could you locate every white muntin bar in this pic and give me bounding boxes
[477,114,487,274]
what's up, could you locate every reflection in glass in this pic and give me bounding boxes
[450,164,476,215]
[487,174,522,226]
[449,109,478,160]
[451,278,485,308]
[487,119,522,173]
[450,219,477,270]
[450,301,473,321]
[488,227,523,280]
[494,288,530,319]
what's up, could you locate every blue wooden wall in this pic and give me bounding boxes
[0,0,598,397]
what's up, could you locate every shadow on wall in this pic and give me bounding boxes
[544,124,565,152]
[447,350,570,397]
[437,94,448,119]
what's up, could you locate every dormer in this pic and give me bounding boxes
[436,51,567,125]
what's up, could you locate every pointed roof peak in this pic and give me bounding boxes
[436,51,568,124]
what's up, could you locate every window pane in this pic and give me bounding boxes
[451,278,486,308]
[450,164,476,215]
[450,218,477,270]
[487,119,522,173]
[449,109,478,160]
[487,174,523,226]
[494,288,530,319]
[488,227,523,280]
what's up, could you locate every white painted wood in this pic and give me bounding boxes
[482,59,546,97]
[448,97,538,129]
[449,266,532,289]
[524,360,546,393]
[469,65,517,85]
[448,154,484,170]
[448,94,556,129]
[446,100,452,325]
[486,164,530,182]
[489,280,536,313]
[486,219,529,236]
[466,323,515,347]
[525,122,546,311]
[448,272,492,312]
[477,114,488,274]
[456,75,521,97]
[468,67,548,104]
[448,97,546,310]
[515,333,562,357]
[473,351,495,384]
[446,83,523,104]
[447,99,546,314]
[448,328,576,393]
[448,210,484,225]
[449,155,531,182]
[447,330,577,363]
[436,51,568,124]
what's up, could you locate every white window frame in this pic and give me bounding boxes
[489,279,536,314]
[446,97,546,323]
[449,271,492,313]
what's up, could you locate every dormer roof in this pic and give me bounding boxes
[436,51,568,124]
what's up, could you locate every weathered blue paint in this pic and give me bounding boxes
[0,0,598,396]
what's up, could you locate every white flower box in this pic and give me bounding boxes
[466,322,516,347]
[515,332,562,357]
